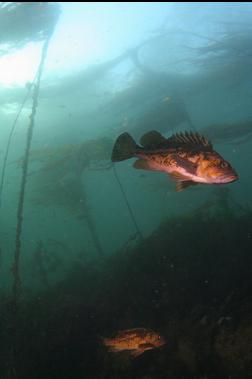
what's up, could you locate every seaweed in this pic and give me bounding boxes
[12,32,53,304]
[30,240,66,289]
[15,137,113,214]
[201,120,252,145]
[0,3,61,55]
[19,137,114,257]
[1,197,252,378]
[31,241,50,289]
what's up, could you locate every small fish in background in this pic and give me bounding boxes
[111,130,238,191]
[102,328,165,357]
[122,115,128,128]
[162,96,171,103]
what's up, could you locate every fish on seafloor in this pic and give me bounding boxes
[102,328,165,357]
[111,130,238,191]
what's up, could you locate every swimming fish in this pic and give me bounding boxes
[102,327,165,357]
[111,130,238,191]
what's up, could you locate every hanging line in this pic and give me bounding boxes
[112,164,143,241]
[0,77,38,208]
[12,33,52,304]
[186,111,197,132]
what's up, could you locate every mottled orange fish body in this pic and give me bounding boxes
[111,130,238,191]
[103,328,165,357]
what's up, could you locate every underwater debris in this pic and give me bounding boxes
[112,130,238,191]
[103,328,165,357]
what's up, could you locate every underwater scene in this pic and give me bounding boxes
[0,2,252,378]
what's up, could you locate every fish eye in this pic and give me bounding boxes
[220,161,229,168]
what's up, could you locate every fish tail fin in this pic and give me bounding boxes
[101,337,110,345]
[111,132,138,162]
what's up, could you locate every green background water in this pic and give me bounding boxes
[0,3,252,378]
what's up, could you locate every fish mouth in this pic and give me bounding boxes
[218,173,238,183]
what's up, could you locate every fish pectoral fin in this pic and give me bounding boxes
[133,159,153,171]
[169,172,192,181]
[176,181,197,192]
[130,349,145,358]
[169,172,197,192]
[138,342,154,349]
[172,156,197,175]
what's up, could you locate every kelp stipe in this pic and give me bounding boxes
[0,83,34,208]
[12,33,52,305]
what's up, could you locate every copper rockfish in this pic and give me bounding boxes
[102,327,165,357]
[111,130,238,191]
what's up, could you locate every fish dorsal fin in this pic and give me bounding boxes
[116,328,141,338]
[176,181,198,192]
[140,130,167,148]
[167,131,213,150]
